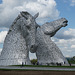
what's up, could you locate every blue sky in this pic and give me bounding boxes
[0,0,75,59]
[0,0,2,3]
[55,0,75,29]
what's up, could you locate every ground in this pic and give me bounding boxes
[0,70,75,75]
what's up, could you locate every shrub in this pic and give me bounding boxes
[31,59,37,65]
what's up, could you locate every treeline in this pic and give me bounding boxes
[31,56,75,65]
[66,56,75,64]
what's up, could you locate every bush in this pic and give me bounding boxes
[31,59,37,65]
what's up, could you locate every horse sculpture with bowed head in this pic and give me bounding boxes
[30,18,69,65]
[0,11,40,66]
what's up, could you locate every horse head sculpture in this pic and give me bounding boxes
[20,11,40,51]
[42,18,68,37]
[0,11,40,65]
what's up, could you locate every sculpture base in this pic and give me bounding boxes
[0,58,32,66]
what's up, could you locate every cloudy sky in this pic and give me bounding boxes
[0,0,75,59]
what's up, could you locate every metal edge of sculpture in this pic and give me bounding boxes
[0,11,39,66]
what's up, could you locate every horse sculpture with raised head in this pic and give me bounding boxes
[30,18,69,65]
[0,11,39,66]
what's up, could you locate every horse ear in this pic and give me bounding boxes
[34,12,39,19]
[20,12,28,20]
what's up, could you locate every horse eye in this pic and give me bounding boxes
[26,25,30,29]
[25,16,28,20]
[36,26,38,29]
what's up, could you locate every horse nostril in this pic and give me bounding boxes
[31,45,34,48]
[66,20,68,23]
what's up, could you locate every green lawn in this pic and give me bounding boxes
[10,65,75,68]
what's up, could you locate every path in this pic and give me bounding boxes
[0,66,75,71]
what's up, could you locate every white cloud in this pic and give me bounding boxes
[70,0,75,6]
[0,31,8,43]
[55,28,75,39]
[0,48,2,55]
[51,28,75,57]
[52,37,75,57]
[65,55,70,57]
[64,28,75,37]
[0,0,59,27]
[71,45,75,48]
[63,0,75,6]
[29,52,37,60]
[0,48,2,52]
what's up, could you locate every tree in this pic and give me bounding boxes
[73,56,75,60]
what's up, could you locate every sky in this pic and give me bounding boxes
[0,0,75,59]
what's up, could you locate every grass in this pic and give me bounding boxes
[9,65,75,68]
[0,65,75,71]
